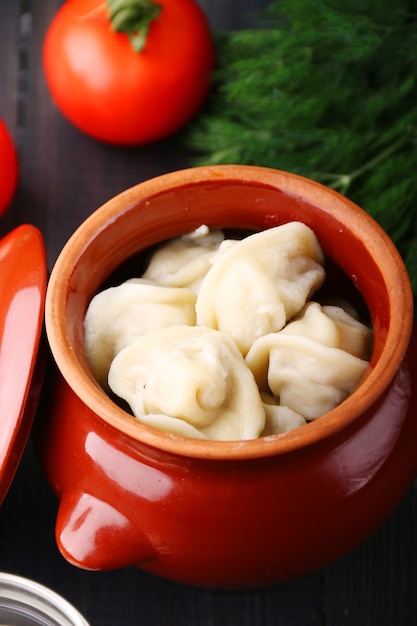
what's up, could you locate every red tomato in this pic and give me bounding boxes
[0,119,18,217]
[43,0,215,145]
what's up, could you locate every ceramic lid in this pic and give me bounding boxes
[0,224,47,505]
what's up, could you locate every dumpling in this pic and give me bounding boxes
[108,325,266,441]
[246,333,370,420]
[84,279,196,389]
[141,225,226,294]
[280,301,373,359]
[260,393,307,436]
[195,222,326,355]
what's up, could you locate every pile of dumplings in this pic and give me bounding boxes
[84,222,373,441]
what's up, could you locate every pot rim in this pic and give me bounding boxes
[45,165,414,461]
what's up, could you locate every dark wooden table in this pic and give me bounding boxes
[1,1,417,624]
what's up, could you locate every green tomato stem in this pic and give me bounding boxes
[107,0,162,53]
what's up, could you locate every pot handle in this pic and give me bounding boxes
[56,491,158,570]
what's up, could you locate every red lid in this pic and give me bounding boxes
[0,224,47,504]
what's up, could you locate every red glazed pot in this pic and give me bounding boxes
[35,165,417,589]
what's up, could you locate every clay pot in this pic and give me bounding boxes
[35,165,417,589]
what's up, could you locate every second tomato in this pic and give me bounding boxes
[43,0,215,145]
[0,118,18,217]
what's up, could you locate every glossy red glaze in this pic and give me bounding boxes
[35,166,417,588]
[0,224,47,505]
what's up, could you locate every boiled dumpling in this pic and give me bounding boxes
[246,333,369,420]
[141,225,226,294]
[196,222,326,355]
[260,393,307,435]
[280,301,373,359]
[108,325,266,441]
[84,279,196,389]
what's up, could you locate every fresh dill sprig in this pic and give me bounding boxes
[185,0,417,294]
